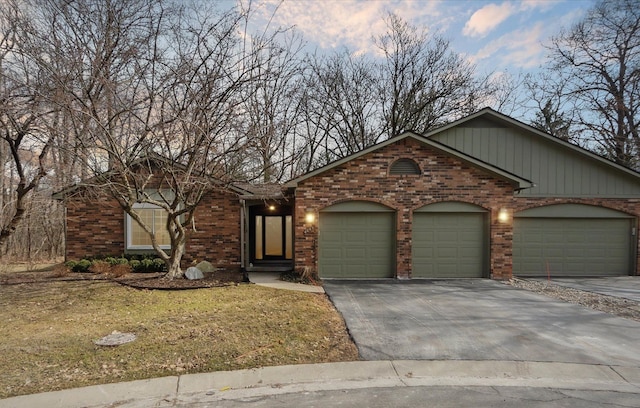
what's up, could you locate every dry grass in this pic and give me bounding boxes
[0,279,358,398]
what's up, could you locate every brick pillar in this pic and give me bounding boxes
[396,207,412,279]
[490,207,513,279]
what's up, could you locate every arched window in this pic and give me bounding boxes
[389,158,420,175]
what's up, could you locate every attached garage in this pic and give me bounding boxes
[319,201,395,278]
[513,204,635,277]
[412,202,488,278]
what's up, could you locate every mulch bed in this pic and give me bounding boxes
[115,270,246,290]
[0,268,246,290]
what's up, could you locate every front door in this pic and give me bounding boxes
[250,205,293,263]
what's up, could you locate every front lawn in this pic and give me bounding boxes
[0,274,358,398]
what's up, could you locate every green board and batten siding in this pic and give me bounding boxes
[513,204,634,277]
[318,202,395,278]
[430,119,640,198]
[412,202,487,278]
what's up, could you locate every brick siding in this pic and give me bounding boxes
[64,188,242,269]
[293,137,640,279]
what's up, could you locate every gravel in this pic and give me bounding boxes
[505,278,640,322]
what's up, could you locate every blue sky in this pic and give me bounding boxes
[244,0,595,75]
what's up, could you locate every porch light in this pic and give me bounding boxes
[268,205,276,211]
[305,212,316,224]
[498,208,510,223]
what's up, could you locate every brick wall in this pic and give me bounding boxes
[294,137,517,279]
[63,187,242,269]
[293,137,640,279]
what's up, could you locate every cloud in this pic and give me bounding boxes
[470,22,547,68]
[519,0,563,12]
[250,0,444,55]
[463,2,517,38]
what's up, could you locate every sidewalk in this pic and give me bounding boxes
[249,272,325,293]
[2,360,639,408]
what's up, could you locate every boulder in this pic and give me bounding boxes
[195,260,215,273]
[94,331,136,347]
[185,266,204,280]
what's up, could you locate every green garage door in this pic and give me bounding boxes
[513,204,633,277]
[412,202,487,278]
[319,202,394,278]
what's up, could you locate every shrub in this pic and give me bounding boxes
[109,263,132,278]
[140,258,154,272]
[88,260,111,275]
[104,257,118,266]
[129,259,142,272]
[73,259,92,273]
[153,258,165,271]
[115,257,129,265]
[51,264,71,278]
[65,260,77,270]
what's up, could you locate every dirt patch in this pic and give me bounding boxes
[506,278,640,322]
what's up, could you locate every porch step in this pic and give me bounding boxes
[246,266,294,272]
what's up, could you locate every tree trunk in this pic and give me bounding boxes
[164,241,185,280]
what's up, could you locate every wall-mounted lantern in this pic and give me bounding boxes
[498,208,510,223]
[304,211,316,234]
[305,212,316,224]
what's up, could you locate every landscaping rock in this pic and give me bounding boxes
[185,266,204,280]
[94,331,136,346]
[195,260,215,273]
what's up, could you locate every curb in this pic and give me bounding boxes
[2,360,640,408]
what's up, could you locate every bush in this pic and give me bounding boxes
[88,260,111,275]
[138,258,153,272]
[72,259,92,273]
[153,258,166,272]
[109,263,132,278]
[128,259,142,272]
[104,257,118,266]
[115,257,129,265]
[65,254,167,274]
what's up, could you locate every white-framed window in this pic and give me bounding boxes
[126,203,171,250]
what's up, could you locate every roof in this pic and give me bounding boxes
[284,129,534,190]
[435,107,640,180]
[52,154,255,200]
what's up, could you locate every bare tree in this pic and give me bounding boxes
[27,0,288,278]
[242,31,305,182]
[548,0,640,167]
[0,0,56,252]
[376,13,485,137]
[524,73,576,142]
[301,52,382,159]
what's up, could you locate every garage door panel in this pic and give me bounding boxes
[412,212,485,278]
[319,212,394,278]
[514,218,631,277]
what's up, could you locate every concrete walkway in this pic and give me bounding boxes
[249,272,325,293]
[2,360,639,408]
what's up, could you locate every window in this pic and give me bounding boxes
[126,204,171,249]
[389,158,420,175]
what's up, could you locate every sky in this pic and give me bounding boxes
[243,0,596,76]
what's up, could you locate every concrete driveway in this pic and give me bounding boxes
[323,280,640,365]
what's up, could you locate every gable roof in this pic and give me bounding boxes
[438,107,640,180]
[52,154,255,200]
[284,130,534,190]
